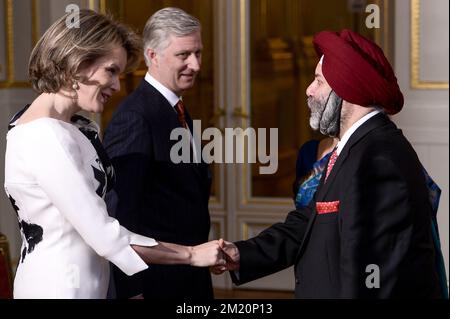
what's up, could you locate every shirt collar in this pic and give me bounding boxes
[336,110,381,155]
[145,72,181,108]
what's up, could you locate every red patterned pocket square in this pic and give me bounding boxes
[316,201,340,214]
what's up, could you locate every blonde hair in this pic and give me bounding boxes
[143,7,201,66]
[29,9,142,93]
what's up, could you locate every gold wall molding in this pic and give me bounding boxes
[239,0,252,206]
[0,82,29,89]
[3,0,14,84]
[100,0,106,14]
[209,218,225,240]
[411,0,448,89]
[31,0,39,46]
[0,0,34,89]
[373,0,391,62]
[89,0,106,14]
[238,0,312,207]
[239,0,249,120]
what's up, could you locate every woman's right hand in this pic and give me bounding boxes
[190,240,225,267]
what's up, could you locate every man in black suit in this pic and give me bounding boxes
[103,7,213,299]
[214,29,443,298]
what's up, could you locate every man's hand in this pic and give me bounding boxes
[210,239,240,275]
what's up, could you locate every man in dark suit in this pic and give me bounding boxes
[103,7,213,299]
[214,29,443,298]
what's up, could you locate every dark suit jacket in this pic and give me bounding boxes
[232,113,442,299]
[103,80,213,299]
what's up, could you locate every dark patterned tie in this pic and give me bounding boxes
[174,100,187,129]
[325,149,338,182]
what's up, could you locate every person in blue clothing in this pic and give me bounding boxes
[293,137,337,209]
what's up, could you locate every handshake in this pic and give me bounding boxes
[190,239,240,275]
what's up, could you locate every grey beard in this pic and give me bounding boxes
[308,90,342,137]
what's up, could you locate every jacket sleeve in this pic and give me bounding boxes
[232,206,312,285]
[27,122,157,277]
[103,111,154,298]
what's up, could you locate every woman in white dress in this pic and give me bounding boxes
[4,9,223,299]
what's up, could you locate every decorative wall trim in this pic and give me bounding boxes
[100,0,106,14]
[239,215,291,239]
[0,82,29,89]
[373,0,392,61]
[89,0,106,14]
[31,0,39,46]
[0,0,32,88]
[411,0,449,89]
[6,0,13,82]
[209,218,225,240]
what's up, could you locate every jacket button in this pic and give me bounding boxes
[295,277,300,285]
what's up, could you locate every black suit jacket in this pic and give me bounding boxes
[232,113,442,298]
[103,80,213,299]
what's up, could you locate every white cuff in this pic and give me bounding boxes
[130,233,158,248]
[108,229,158,276]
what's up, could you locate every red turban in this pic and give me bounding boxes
[313,29,404,115]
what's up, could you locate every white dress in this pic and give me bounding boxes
[4,111,157,299]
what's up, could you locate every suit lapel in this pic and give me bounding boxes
[139,81,179,157]
[295,113,392,261]
[139,80,203,179]
[316,112,391,201]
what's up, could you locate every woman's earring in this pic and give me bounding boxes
[72,81,79,90]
